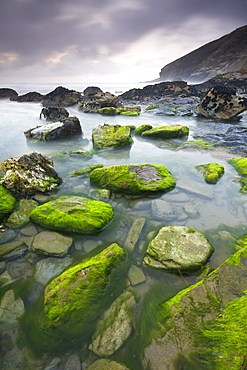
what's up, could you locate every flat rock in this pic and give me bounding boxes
[151,199,177,221]
[34,256,72,285]
[31,231,73,257]
[0,290,25,330]
[128,264,146,286]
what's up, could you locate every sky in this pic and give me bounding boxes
[0,0,246,84]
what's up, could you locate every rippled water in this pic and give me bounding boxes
[1,83,247,369]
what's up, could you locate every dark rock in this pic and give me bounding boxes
[78,87,123,113]
[10,91,43,102]
[40,106,69,121]
[42,86,82,107]
[0,88,18,99]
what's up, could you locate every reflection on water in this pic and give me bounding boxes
[1,91,247,369]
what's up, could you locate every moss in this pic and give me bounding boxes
[228,158,247,176]
[120,111,139,116]
[92,124,133,150]
[68,164,104,178]
[30,195,114,234]
[196,163,224,184]
[145,103,163,111]
[184,140,211,149]
[141,125,189,139]
[90,164,176,195]
[134,124,153,135]
[0,185,17,218]
[97,107,118,115]
[97,106,140,116]
[69,149,94,157]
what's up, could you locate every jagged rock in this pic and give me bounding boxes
[24,116,82,141]
[90,164,176,195]
[92,124,133,150]
[5,199,38,228]
[78,87,123,113]
[143,226,214,271]
[30,195,114,234]
[40,106,69,121]
[141,125,189,139]
[0,88,18,99]
[31,231,73,257]
[197,86,247,120]
[0,153,62,197]
[42,86,81,107]
[0,186,17,220]
[10,91,43,102]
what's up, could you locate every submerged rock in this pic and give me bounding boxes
[92,124,133,150]
[24,116,82,141]
[0,290,25,331]
[90,164,176,195]
[34,256,72,285]
[143,226,213,271]
[134,124,153,135]
[6,199,38,228]
[195,162,224,184]
[141,124,189,139]
[30,195,114,234]
[97,106,140,116]
[87,359,130,370]
[37,243,125,350]
[0,153,62,197]
[31,231,73,257]
[0,185,17,220]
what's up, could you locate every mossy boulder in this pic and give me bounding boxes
[37,243,125,350]
[90,164,176,195]
[92,124,133,150]
[143,243,247,369]
[134,124,153,135]
[5,199,38,228]
[143,226,214,271]
[0,185,17,220]
[195,163,224,184]
[68,164,104,178]
[141,124,189,139]
[97,106,140,116]
[30,196,114,234]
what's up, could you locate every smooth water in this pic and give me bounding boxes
[1,83,247,369]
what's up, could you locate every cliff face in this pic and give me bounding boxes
[159,25,247,83]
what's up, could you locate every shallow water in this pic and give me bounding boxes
[1,83,247,369]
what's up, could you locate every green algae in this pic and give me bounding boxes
[89,164,176,195]
[30,195,114,234]
[134,124,153,135]
[145,103,163,111]
[141,124,189,139]
[0,185,17,219]
[67,164,104,178]
[97,106,140,116]
[196,163,224,184]
[92,124,133,150]
[228,158,247,193]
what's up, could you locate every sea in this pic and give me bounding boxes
[1,82,247,369]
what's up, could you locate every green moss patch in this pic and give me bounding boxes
[134,124,153,135]
[141,125,189,139]
[67,164,104,178]
[196,163,224,184]
[0,185,17,219]
[92,124,133,150]
[97,106,140,116]
[228,158,247,193]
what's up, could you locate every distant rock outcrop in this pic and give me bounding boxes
[159,25,247,83]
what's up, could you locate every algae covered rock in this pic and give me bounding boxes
[228,157,247,192]
[141,124,189,139]
[92,124,133,150]
[134,124,153,135]
[195,162,224,184]
[5,199,38,228]
[0,152,62,197]
[143,226,213,271]
[37,243,125,350]
[90,164,176,195]
[30,196,114,234]
[0,185,17,220]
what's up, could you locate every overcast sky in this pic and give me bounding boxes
[0,0,246,84]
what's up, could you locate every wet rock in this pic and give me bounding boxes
[42,86,81,107]
[68,164,103,178]
[0,152,62,197]
[78,87,123,113]
[0,271,12,286]
[7,260,34,279]
[20,224,38,236]
[0,88,18,99]
[90,188,111,200]
[64,354,82,370]
[123,217,146,252]
[97,106,140,116]
[90,164,176,195]
[141,125,189,139]
[31,231,73,257]
[182,203,199,218]
[134,124,153,135]
[151,199,177,221]
[143,226,214,271]
[195,163,224,184]
[34,256,72,285]
[5,199,38,228]
[40,106,69,121]
[0,290,25,330]
[0,261,6,274]
[177,178,214,199]
[197,86,247,120]
[87,359,130,370]
[10,91,43,102]
[0,186,17,221]
[128,264,146,285]
[92,124,133,150]
[30,195,114,234]
[89,290,136,356]
[25,282,44,304]
[0,240,27,259]
[24,116,82,141]
[0,229,17,245]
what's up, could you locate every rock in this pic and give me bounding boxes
[64,354,81,370]
[197,86,247,120]
[5,199,38,228]
[90,164,176,195]
[7,260,34,279]
[143,226,214,271]
[90,188,111,200]
[10,91,43,102]
[30,196,114,234]
[0,261,6,274]
[40,106,69,121]
[151,199,177,221]
[0,186,17,220]
[24,116,82,141]
[0,229,17,245]
[20,224,38,236]
[69,149,94,158]
[134,124,153,135]
[228,157,247,192]
[92,124,133,150]
[143,245,247,369]
[128,264,146,285]
[177,177,214,199]
[36,243,125,351]
[78,87,123,113]
[141,125,189,139]
[195,163,224,184]
[31,231,73,257]
[0,152,62,197]
[123,217,146,252]
[182,203,199,218]
[0,88,18,99]
[44,357,61,370]
[0,241,26,259]
[89,291,136,356]
[97,106,140,116]
[68,164,104,178]
[34,256,72,285]
[0,271,12,286]
[0,290,25,330]
[42,86,81,107]
[87,359,130,370]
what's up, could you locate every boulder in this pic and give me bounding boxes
[197,86,247,120]
[195,162,224,184]
[78,87,123,113]
[10,91,43,102]
[134,124,153,135]
[92,124,133,150]
[0,88,18,99]
[42,86,82,107]
[142,244,247,369]
[0,153,62,197]
[24,116,82,141]
[36,243,125,350]
[143,226,214,271]
[0,185,17,220]
[5,199,38,228]
[31,231,73,257]
[141,125,189,139]
[90,164,176,195]
[30,195,114,234]
[89,291,136,356]
[40,106,69,121]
